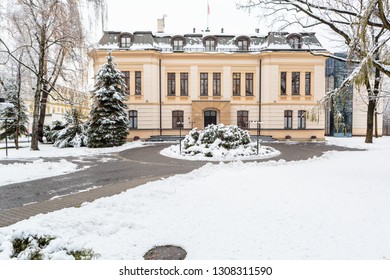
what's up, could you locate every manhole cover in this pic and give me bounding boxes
[144,245,187,260]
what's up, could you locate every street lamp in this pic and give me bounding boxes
[250,120,262,155]
[177,121,184,154]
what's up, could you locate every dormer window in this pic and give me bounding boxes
[119,34,132,48]
[288,34,302,49]
[237,37,249,51]
[172,37,184,51]
[204,37,216,51]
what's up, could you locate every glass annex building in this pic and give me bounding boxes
[325,53,353,137]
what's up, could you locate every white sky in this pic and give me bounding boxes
[105,0,344,52]
[106,0,265,34]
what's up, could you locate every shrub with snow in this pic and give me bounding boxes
[43,120,65,143]
[54,109,88,148]
[180,124,257,158]
[0,232,98,260]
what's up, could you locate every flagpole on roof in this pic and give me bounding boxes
[207,0,210,31]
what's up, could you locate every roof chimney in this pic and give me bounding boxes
[157,15,166,33]
[193,27,196,33]
[255,28,259,33]
[221,28,224,33]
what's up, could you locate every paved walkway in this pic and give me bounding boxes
[0,142,360,227]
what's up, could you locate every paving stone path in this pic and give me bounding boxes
[0,142,360,227]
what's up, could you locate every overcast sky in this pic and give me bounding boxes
[106,0,344,52]
[107,0,267,34]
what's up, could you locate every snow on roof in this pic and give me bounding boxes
[95,31,326,52]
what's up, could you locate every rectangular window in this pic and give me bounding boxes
[180,73,188,96]
[292,72,300,95]
[298,110,306,129]
[129,110,138,129]
[280,72,286,95]
[284,110,293,129]
[200,73,208,96]
[238,39,248,51]
[172,110,184,129]
[213,73,221,96]
[205,39,215,51]
[305,72,311,95]
[123,71,130,94]
[233,73,241,96]
[173,39,183,51]
[120,36,131,48]
[168,73,176,96]
[135,71,142,95]
[237,110,249,129]
[245,73,253,96]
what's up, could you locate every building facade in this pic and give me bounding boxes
[91,30,327,140]
[325,54,385,137]
[25,85,90,129]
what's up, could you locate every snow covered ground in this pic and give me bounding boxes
[0,159,80,187]
[0,141,146,187]
[161,143,280,161]
[0,137,389,259]
[0,140,145,160]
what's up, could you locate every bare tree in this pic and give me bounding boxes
[238,0,390,143]
[0,0,84,150]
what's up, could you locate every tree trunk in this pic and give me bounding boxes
[30,31,46,151]
[37,82,48,142]
[30,86,41,150]
[375,111,378,138]
[365,99,375,143]
[14,58,23,149]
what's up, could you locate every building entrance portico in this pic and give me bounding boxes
[191,101,231,129]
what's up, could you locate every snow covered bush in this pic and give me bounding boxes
[0,232,98,260]
[54,109,88,148]
[43,120,65,143]
[181,124,255,158]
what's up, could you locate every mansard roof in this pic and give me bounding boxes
[96,30,325,52]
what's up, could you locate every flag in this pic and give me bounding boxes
[208,2,210,15]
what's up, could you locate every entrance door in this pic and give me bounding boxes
[204,110,217,127]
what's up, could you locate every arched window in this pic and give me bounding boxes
[287,34,302,49]
[237,36,250,51]
[119,33,132,48]
[129,110,138,129]
[204,37,216,51]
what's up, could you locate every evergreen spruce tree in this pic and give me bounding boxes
[0,82,29,149]
[54,109,87,148]
[87,53,129,148]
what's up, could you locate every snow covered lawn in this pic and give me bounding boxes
[0,137,389,259]
[0,141,145,160]
[0,141,146,187]
[0,160,79,187]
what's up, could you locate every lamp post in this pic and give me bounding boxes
[250,120,262,155]
[0,118,15,157]
[177,121,184,154]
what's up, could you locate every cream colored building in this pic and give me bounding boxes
[25,85,90,128]
[91,30,327,140]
